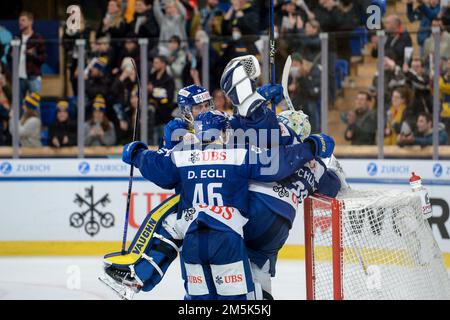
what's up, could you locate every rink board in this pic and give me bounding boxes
[0,158,449,266]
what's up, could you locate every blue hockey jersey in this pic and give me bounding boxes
[131,142,315,237]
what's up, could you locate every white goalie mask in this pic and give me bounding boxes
[277,110,311,142]
[220,55,261,113]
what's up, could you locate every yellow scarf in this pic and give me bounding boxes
[384,103,406,145]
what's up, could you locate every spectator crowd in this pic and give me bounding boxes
[0,0,450,149]
[343,0,450,147]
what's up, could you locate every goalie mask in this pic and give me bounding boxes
[220,55,262,115]
[277,110,311,142]
[177,85,214,124]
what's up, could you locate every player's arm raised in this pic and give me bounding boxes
[122,141,180,189]
[244,133,335,182]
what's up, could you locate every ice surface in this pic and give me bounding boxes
[0,257,305,300]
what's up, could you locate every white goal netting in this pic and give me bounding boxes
[307,189,450,300]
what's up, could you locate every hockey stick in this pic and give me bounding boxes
[281,55,295,111]
[120,58,141,255]
[269,0,276,112]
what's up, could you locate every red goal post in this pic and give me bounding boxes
[304,190,450,300]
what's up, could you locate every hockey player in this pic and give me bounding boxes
[101,110,335,300]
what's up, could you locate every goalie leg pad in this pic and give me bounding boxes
[103,194,181,293]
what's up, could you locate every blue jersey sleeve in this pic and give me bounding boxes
[242,143,315,182]
[132,148,180,189]
[232,106,299,147]
[279,158,341,201]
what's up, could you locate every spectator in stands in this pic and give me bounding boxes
[441,2,450,29]
[313,0,342,33]
[0,104,8,146]
[97,0,127,58]
[200,0,221,33]
[222,0,260,38]
[384,86,412,145]
[371,56,406,107]
[166,35,186,96]
[221,0,259,58]
[335,0,360,63]
[297,19,321,62]
[279,0,305,35]
[127,0,160,51]
[403,58,432,115]
[48,100,77,148]
[397,112,448,147]
[288,53,321,132]
[0,24,12,66]
[153,0,187,56]
[0,74,11,146]
[188,30,221,91]
[343,91,377,145]
[84,95,116,146]
[13,11,46,105]
[0,74,10,145]
[148,55,175,145]
[113,34,140,74]
[85,57,110,114]
[311,0,341,104]
[218,22,260,79]
[212,89,232,114]
[407,0,440,56]
[91,36,115,74]
[117,85,138,145]
[371,15,412,67]
[424,18,450,59]
[109,57,137,133]
[62,11,94,95]
[9,92,41,147]
[439,58,450,134]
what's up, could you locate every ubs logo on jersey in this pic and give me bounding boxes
[187,275,203,284]
[69,186,115,237]
[215,275,224,285]
[189,151,201,164]
[183,208,196,221]
[273,184,289,198]
[215,274,243,285]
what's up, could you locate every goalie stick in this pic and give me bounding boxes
[281,55,295,111]
[120,58,141,254]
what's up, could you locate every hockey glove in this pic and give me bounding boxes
[163,118,188,149]
[122,141,148,165]
[304,133,335,159]
[257,84,284,105]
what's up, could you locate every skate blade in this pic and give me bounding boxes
[98,275,135,300]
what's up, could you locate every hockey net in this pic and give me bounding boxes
[304,188,450,300]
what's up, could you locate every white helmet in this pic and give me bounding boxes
[277,110,311,142]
